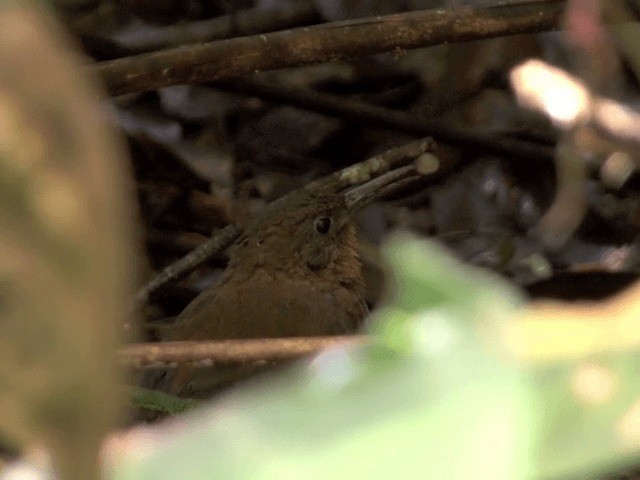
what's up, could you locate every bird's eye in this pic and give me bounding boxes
[314,216,332,235]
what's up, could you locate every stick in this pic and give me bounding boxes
[119,335,366,369]
[92,1,565,96]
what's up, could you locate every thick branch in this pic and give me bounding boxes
[119,335,365,369]
[93,1,565,96]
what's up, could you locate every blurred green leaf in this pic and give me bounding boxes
[131,387,198,414]
[0,4,137,480]
[531,354,640,479]
[111,235,531,480]
[109,235,640,480]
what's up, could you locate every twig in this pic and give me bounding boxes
[343,165,420,210]
[303,137,441,193]
[510,58,640,247]
[119,335,366,369]
[135,223,241,305]
[92,1,565,96]
[534,136,588,250]
[217,78,556,163]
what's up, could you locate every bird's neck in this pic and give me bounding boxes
[226,227,364,294]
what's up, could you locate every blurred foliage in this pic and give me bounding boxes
[110,236,640,480]
[0,2,136,480]
[4,1,640,479]
[131,387,197,414]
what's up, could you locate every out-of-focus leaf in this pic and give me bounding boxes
[0,3,137,480]
[131,387,198,415]
[109,235,640,480]
[531,355,640,479]
[110,236,530,480]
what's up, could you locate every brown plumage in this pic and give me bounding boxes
[160,189,368,395]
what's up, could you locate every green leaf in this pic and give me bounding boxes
[111,235,530,480]
[531,354,640,478]
[130,387,198,415]
[109,235,640,480]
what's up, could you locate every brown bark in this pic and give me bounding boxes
[120,335,366,368]
[93,1,565,96]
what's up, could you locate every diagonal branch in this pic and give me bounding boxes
[92,1,565,96]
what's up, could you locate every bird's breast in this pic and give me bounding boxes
[170,270,367,340]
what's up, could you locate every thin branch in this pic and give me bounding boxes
[534,137,588,250]
[217,78,556,163]
[135,223,241,305]
[343,165,420,210]
[119,335,366,369]
[92,1,565,96]
[303,137,443,193]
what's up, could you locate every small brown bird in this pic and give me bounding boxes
[165,189,368,342]
[159,168,415,395]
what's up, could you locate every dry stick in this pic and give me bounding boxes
[136,223,241,305]
[343,165,420,209]
[108,1,320,54]
[361,173,425,203]
[93,1,565,96]
[120,335,366,369]
[303,137,439,193]
[135,137,439,304]
[218,78,556,163]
